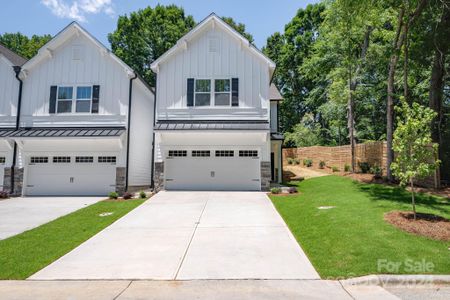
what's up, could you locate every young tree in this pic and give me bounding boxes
[390,98,439,220]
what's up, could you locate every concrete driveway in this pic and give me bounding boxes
[0,197,102,240]
[30,191,319,280]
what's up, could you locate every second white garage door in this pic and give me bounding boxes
[165,150,261,191]
[25,156,116,196]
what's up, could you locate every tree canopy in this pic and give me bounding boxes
[0,32,51,59]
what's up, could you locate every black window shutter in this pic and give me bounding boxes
[187,78,194,107]
[49,86,57,114]
[91,85,100,113]
[232,78,239,107]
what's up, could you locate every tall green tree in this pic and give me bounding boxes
[108,5,195,85]
[221,17,254,44]
[0,33,51,59]
[263,3,326,133]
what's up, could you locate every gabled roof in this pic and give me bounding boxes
[150,13,276,76]
[0,43,27,66]
[20,22,135,79]
[269,84,283,101]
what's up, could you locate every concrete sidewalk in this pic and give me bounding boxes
[0,279,409,300]
[30,191,319,280]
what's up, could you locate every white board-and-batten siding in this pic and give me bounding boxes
[0,57,19,127]
[156,25,270,120]
[20,34,130,127]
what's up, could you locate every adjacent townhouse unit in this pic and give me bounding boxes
[150,13,283,191]
[0,44,27,192]
[0,23,154,196]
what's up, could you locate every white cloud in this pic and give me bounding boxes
[41,0,114,22]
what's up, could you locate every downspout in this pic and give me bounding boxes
[11,66,23,195]
[125,72,138,192]
[150,74,157,189]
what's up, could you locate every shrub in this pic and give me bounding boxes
[139,191,147,199]
[370,165,383,179]
[293,158,300,165]
[358,162,371,173]
[332,166,339,172]
[122,192,133,200]
[303,159,313,167]
[270,187,281,194]
[319,160,326,169]
[108,191,118,199]
[344,164,351,172]
[0,191,9,199]
[287,157,294,165]
[288,187,297,194]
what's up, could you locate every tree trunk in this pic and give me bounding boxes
[429,5,450,188]
[411,178,416,220]
[387,0,428,182]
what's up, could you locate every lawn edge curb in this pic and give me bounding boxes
[340,274,450,286]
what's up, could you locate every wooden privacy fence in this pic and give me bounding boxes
[283,141,387,172]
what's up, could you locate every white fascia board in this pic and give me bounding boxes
[150,14,276,72]
[21,22,135,78]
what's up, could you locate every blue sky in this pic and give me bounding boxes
[0,1,318,49]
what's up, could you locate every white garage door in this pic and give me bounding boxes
[165,150,261,191]
[25,156,116,196]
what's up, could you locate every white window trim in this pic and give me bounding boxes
[56,85,93,115]
[193,78,232,108]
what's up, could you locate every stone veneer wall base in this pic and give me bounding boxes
[3,167,24,196]
[115,167,126,195]
[261,161,271,191]
[153,162,164,192]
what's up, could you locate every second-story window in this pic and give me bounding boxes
[195,80,211,106]
[214,79,231,106]
[57,87,73,113]
[56,86,92,114]
[76,86,92,113]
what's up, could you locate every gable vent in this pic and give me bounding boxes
[208,38,220,53]
[72,46,84,60]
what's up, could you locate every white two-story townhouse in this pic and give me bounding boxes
[150,14,283,191]
[4,22,154,196]
[0,44,27,193]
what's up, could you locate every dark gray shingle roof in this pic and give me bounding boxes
[269,84,283,101]
[155,120,269,131]
[0,44,27,66]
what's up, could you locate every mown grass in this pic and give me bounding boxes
[270,175,449,279]
[0,199,144,279]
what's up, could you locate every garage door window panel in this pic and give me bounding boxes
[30,157,49,164]
[98,156,116,164]
[215,150,234,157]
[168,150,187,158]
[239,150,259,157]
[53,156,71,163]
[192,150,210,157]
[75,156,94,163]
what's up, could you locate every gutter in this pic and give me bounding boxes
[10,66,23,195]
[125,72,138,192]
[150,75,157,189]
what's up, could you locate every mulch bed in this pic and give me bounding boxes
[384,211,450,241]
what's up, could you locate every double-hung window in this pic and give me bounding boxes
[194,80,211,106]
[56,86,92,113]
[214,79,231,106]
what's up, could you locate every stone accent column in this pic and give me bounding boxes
[153,162,164,192]
[260,161,271,191]
[115,167,126,195]
[3,167,24,196]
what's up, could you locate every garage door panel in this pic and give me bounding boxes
[165,157,260,191]
[26,164,116,196]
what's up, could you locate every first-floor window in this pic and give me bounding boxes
[57,86,73,113]
[0,157,5,164]
[76,86,92,113]
[214,79,231,106]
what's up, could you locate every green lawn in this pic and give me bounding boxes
[270,175,450,279]
[0,199,144,280]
